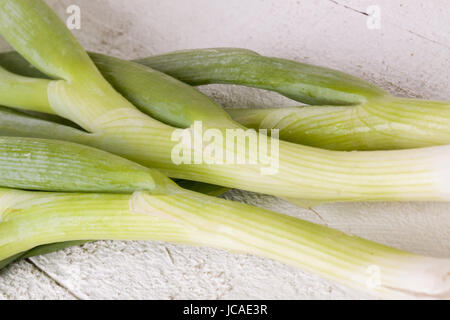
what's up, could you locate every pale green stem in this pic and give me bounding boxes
[0,66,52,114]
[228,97,450,150]
[0,187,449,299]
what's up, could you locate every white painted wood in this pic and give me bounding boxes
[0,0,448,299]
[0,260,76,300]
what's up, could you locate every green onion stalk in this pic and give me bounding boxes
[0,107,229,197]
[0,136,448,299]
[137,48,450,151]
[4,48,450,152]
[0,0,449,204]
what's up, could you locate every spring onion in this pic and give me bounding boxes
[0,136,448,298]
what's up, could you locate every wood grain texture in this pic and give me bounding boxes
[0,0,448,299]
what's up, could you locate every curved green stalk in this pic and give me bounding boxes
[0,186,448,299]
[91,53,238,129]
[0,0,450,203]
[137,48,385,106]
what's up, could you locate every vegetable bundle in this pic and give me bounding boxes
[0,0,448,299]
[0,136,448,299]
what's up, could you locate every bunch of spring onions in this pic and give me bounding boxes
[0,0,448,299]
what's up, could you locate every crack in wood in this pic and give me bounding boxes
[26,258,82,300]
[164,246,175,265]
[327,0,450,49]
[328,0,368,16]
